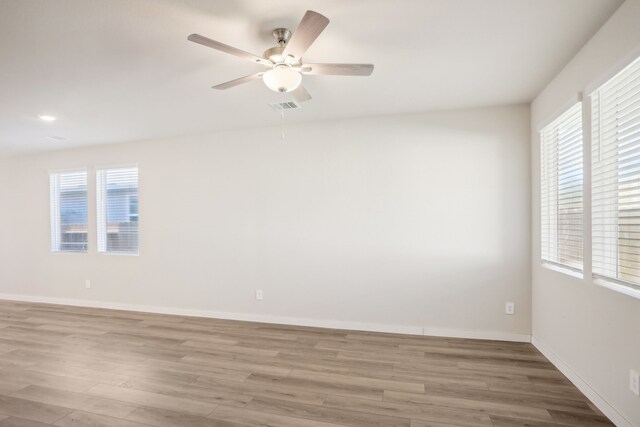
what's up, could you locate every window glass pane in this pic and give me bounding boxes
[540,103,583,270]
[97,167,139,254]
[50,170,88,253]
[592,55,640,288]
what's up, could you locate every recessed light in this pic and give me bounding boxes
[38,114,57,122]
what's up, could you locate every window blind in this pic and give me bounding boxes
[540,103,583,270]
[592,55,640,289]
[97,166,139,254]
[49,170,88,253]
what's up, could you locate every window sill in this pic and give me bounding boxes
[98,252,139,257]
[593,278,640,300]
[541,262,583,279]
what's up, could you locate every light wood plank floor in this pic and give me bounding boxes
[0,300,613,427]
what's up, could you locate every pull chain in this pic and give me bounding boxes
[281,90,285,140]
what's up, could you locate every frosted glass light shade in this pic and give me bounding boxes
[263,66,302,93]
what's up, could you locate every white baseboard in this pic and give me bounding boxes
[423,327,531,343]
[532,336,634,427]
[0,292,530,342]
[0,293,425,335]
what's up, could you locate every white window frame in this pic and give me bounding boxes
[96,164,140,256]
[49,168,89,254]
[540,102,584,275]
[539,48,640,300]
[589,53,640,298]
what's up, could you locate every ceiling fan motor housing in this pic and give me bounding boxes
[263,46,301,66]
[263,46,286,63]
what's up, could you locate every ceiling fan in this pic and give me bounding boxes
[187,10,374,103]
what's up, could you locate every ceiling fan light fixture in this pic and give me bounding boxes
[263,65,302,93]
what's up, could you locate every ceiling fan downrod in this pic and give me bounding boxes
[272,28,292,47]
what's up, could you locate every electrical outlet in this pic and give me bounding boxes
[85,280,91,289]
[255,290,263,301]
[505,302,515,315]
[630,369,640,396]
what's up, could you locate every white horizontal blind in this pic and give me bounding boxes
[49,170,88,252]
[540,103,583,270]
[97,166,139,254]
[592,55,640,289]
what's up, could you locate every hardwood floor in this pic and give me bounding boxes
[0,300,613,427]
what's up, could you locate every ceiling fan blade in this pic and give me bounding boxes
[282,11,329,62]
[212,72,264,90]
[291,85,312,103]
[300,63,374,76]
[188,34,270,66]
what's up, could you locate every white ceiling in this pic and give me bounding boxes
[0,0,623,155]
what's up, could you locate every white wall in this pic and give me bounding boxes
[0,105,531,338]
[0,157,9,286]
[531,1,640,425]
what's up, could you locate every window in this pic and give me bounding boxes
[592,55,640,289]
[49,169,88,253]
[540,103,583,270]
[97,166,139,254]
